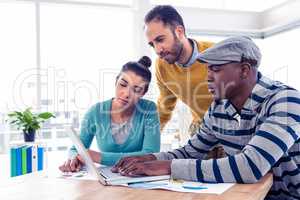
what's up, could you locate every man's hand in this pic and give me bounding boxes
[111,154,156,173]
[119,160,172,177]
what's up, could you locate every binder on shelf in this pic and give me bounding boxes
[15,146,23,176]
[21,146,28,175]
[37,146,44,171]
[31,144,38,172]
[9,142,47,177]
[26,146,32,174]
[10,148,17,177]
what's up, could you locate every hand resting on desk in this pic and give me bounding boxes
[112,154,171,177]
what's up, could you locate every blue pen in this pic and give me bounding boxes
[182,185,208,190]
[182,182,208,190]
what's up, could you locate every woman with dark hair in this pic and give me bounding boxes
[59,56,160,172]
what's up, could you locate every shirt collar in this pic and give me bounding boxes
[242,72,276,112]
[223,72,281,117]
[176,39,199,68]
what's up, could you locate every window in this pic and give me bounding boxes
[258,28,300,89]
[0,1,134,154]
[0,1,36,153]
[39,3,134,150]
[151,0,288,12]
[71,0,133,6]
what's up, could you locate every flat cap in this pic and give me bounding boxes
[197,36,261,68]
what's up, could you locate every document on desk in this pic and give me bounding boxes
[58,165,233,194]
[128,180,235,194]
[58,166,170,186]
[59,166,124,181]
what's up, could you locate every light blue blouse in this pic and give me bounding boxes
[69,98,160,166]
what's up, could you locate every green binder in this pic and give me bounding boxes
[21,146,27,175]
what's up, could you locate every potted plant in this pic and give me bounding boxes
[7,108,55,142]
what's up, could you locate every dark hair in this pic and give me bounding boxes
[117,56,152,94]
[144,5,185,33]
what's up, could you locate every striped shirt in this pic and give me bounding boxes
[155,73,300,200]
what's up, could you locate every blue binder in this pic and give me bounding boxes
[15,147,22,176]
[37,146,44,171]
[26,146,32,173]
[10,148,17,177]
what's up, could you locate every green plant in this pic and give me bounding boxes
[7,108,55,134]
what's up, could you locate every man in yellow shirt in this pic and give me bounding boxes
[144,5,224,158]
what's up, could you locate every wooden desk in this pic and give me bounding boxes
[0,173,272,200]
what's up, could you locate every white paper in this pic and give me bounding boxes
[128,180,235,194]
[57,166,234,194]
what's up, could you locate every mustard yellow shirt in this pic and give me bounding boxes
[155,40,214,129]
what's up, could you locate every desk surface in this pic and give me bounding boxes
[0,173,272,200]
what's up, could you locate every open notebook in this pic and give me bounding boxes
[66,127,170,185]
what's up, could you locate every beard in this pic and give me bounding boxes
[161,35,183,64]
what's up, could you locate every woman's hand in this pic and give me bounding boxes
[87,149,101,164]
[59,150,101,172]
[59,156,83,172]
